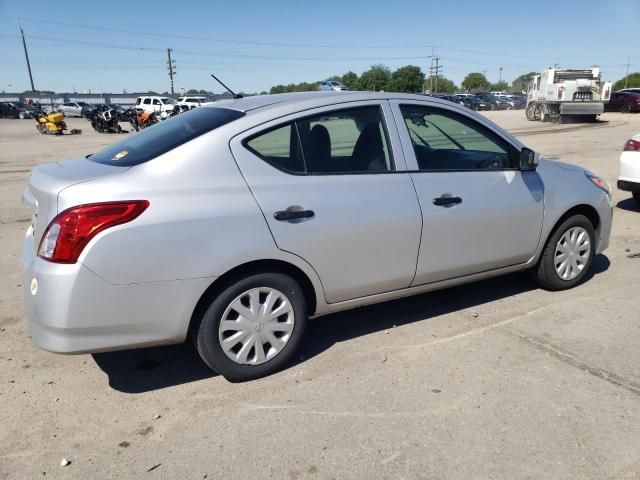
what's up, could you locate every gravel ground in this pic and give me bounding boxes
[1,111,639,480]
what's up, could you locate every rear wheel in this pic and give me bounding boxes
[531,214,595,290]
[621,105,631,114]
[526,103,537,121]
[194,273,307,381]
[633,191,640,204]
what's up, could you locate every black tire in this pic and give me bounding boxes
[531,214,596,291]
[621,105,631,114]
[194,273,307,381]
[633,191,640,204]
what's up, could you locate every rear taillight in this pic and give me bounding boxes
[623,139,640,152]
[38,200,149,263]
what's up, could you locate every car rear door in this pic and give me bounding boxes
[230,101,422,303]
[390,100,544,285]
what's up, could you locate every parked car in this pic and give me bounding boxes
[318,81,348,92]
[0,101,36,119]
[177,96,208,109]
[454,94,490,111]
[21,92,612,381]
[57,102,93,117]
[135,96,178,114]
[431,94,465,106]
[618,134,640,203]
[604,91,640,113]
[618,88,640,95]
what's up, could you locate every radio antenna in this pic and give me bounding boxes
[210,74,243,99]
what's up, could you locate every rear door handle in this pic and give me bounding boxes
[274,209,315,221]
[433,196,462,207]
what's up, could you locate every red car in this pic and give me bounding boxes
[605,91,640,113]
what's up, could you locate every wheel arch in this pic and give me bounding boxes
[188,259,319,338]
[540,203,601,256]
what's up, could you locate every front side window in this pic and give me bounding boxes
[152,99,161,105]
[400,105,513,171]
[244,106,393,175]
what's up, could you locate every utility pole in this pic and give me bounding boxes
[19,25,35,92]
[429,55,442,93]
[167,48,176,95]
[625,56,631,88]
[499,66,503,83]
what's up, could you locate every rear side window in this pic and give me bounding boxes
[143,98,151,105]
[90,107,244,167]
[244,106,393,174]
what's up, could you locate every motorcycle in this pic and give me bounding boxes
[34,107,81,135]
[136,110,159,130]
[87,105,123,134]
[122,107,141,131]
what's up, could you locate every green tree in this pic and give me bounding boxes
[461,73,490,92]
[613,72,640,91]
[359,64,392,92]
[425,76,457,93]
[146,90,159,95]
[341,71,360,90]
[490,80,510,92]
[185,89,200,94]
[388,65,425,93]
[512,71,538,92]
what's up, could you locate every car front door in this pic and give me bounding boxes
[390,100,544,285]
[230,101,422,303]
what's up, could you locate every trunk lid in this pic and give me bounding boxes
[22,157,129,252]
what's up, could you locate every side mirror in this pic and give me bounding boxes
[519,147,540,171]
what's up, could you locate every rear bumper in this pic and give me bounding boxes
[22,228,213,354]
[618,179,640,192]
[559,102,604,115]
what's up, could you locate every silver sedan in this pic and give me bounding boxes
[21,92,612,381]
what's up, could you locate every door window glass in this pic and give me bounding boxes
[143,98,151,105]
[400,105,512,171]
[245,106,393,174]
[298,106,393,173]
[245,123,305,174]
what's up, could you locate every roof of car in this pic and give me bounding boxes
[208,91,452,113]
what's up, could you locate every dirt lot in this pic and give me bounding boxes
[1,111,639,479]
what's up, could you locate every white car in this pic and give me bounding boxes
[618,134,640,204]
[177,96,208,109]
[135,96,177,114]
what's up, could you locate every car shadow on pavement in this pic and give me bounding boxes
[92,343,216,394]
[616,198,640,213]
[93,256,609,392]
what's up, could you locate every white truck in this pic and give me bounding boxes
[526,67,612,122]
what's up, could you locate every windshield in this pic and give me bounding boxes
[161,98,176,104]
[90,107,245,167]
[78,102,90,107]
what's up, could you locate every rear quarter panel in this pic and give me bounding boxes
[57,129,317,286]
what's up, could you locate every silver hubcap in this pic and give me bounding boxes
[554,226,591,281]
[218,287,295,365]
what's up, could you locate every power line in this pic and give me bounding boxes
[7,17,637,62]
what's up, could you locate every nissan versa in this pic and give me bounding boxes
[21,92,612,381]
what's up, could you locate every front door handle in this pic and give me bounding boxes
[433,196,462,207]
[274,209,315,221]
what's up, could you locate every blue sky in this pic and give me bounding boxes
[1,0,638,94]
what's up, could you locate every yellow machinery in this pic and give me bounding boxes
[35,110,81,135]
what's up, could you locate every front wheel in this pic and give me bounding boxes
[531,214,596,290]
[621,105,631,114]
[194,273,308,381]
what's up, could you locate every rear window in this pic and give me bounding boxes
[89,107,244,167]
